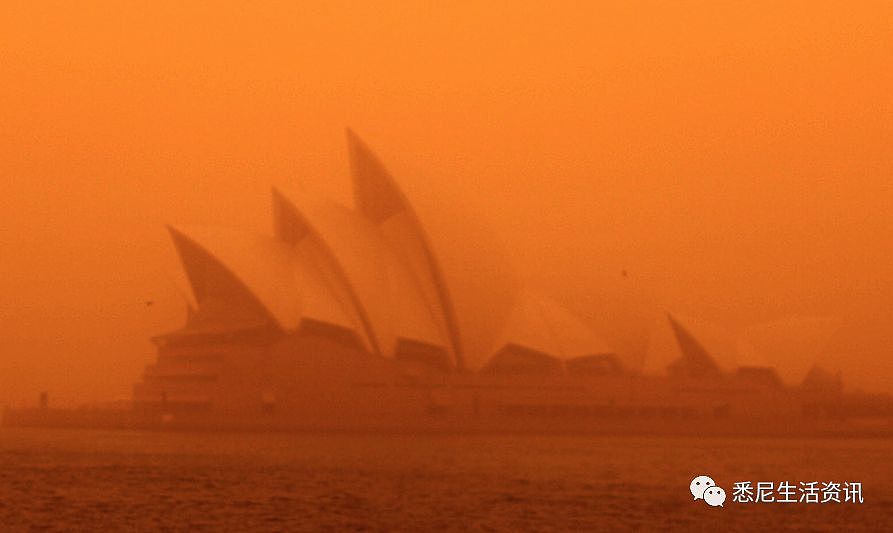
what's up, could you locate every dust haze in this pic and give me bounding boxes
[1,1,892,406]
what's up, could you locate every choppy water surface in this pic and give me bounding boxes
[0,428,890,531]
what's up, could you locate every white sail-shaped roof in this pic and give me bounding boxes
[380,157,519,369]
[272,189,374,350]
[274,187,446,357]
[644,312,737,376]
[168,225,298,330]
[488,291,614,362]
[347,130,461,366]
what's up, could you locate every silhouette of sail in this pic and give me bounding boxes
[666,314,722,378]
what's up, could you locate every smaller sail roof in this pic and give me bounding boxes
[168,225,301,330]
[644,312,738,376]
[488,290,614,362]
[741,316,841,384]
[802,364,842,390]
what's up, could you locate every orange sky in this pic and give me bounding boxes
[1,1,892,404]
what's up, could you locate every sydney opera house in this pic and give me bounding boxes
[121,131,885,434]
[6,132,888,434]
[129,131,630,428]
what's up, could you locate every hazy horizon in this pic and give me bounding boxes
[2,1,892,406]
